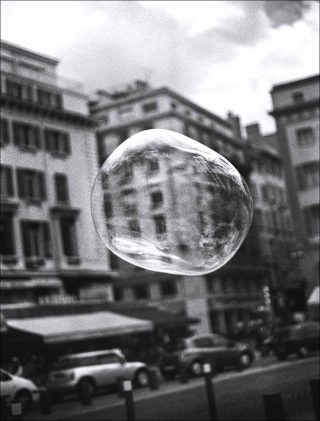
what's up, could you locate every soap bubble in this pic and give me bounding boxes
[91,129,253,276]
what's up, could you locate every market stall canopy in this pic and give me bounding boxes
[6,311,153,344]
[308,286,319,305]
[114,307,199,328]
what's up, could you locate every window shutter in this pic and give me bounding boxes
[16,169,25,198]
[6,167,14,197]
[39,172,47,200]
[12,122,21,146]
[0,119,10,145]
[44,129,52,152]
[21,221,31,258]
[64,133,71,155]
[43,222,52,257]
[33,127,41,149]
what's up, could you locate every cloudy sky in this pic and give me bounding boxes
[1,1,319,133]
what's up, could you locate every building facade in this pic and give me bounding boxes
[270,75,319,297]
[245,123,305,318]
[90,81,266,335]
[0,41,113,308]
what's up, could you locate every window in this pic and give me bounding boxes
[255,209,264,230]
[147,158,159,174]
[60,217,80,263]
[0,166,14,198]
[292,92,304,104]
[154,214,166,235]
[21,221,51,267]
[98,354,122,365]
[296,128,314,147]
[104,194,113,218]
[113,286,123,301]
[151,191,163,209]
[171,102,177,110]
[5,80,23,99]
[109,252,119,270]
[0,212,16,259]
[160,280,177,297]
[44,129,70,156]
[304,205,319,237]
[37,88,62,109]
[133,284,149,299]
[193,337,214,348]
[128,219,141,237]
[0,118,10,146]
[12,122,41,151]
[16,168,46,202]
[123,203,137,216]
[142,102,158,113]
[120,162,133,185]
[296,162,319,190]
[54,173,69,204]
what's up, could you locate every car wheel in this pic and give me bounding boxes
[134,369,150,388]
[77,378,95,398]
[189,360,202,377]
[298,345,309,358]
[14,389,33,412]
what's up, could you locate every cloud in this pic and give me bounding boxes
[1,0,319,133]
[262,0,312,28]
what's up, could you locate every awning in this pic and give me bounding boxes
[7,311,153,344]
[114,307,199,328]
[308,286,319,305]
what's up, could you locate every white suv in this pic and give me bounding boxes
[47,349,150,398]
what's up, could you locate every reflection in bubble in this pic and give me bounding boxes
[91,129,253,275]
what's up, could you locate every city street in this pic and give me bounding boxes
[25,355,319,421]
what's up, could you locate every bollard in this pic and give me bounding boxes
[203,363,219,421]
[310,379,319,421]
[263,393,286,420]
[117,376,125,398]
[179,362,189,384]
[40,389,52,415]
[149,367,160,391]
[11,400,23,421]
[1,396,10,420]
[122,379,136,421]
[78,381,92,406]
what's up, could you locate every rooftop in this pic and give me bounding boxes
[271,74,320,93]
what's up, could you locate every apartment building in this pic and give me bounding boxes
[245,123,306,316]
[270,75,319,296]
[90,81,265,334]
[0,41,113,307]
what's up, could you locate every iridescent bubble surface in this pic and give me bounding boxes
[91,129,253,275]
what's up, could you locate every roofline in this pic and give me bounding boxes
[270,74,319,93]
[92,86,231,129]
[1,39,59,66]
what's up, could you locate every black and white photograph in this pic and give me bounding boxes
[0,1,319,420]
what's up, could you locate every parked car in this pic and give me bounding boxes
[263,321,320,361]
[47,349,150,398]
[159,333,255,380]
[0,368,40,411]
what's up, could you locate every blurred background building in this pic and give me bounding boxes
[90,82,267,334]
[270,75,319,302]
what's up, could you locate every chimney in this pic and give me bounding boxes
[245,123,261,141]
[227,112,243,140]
